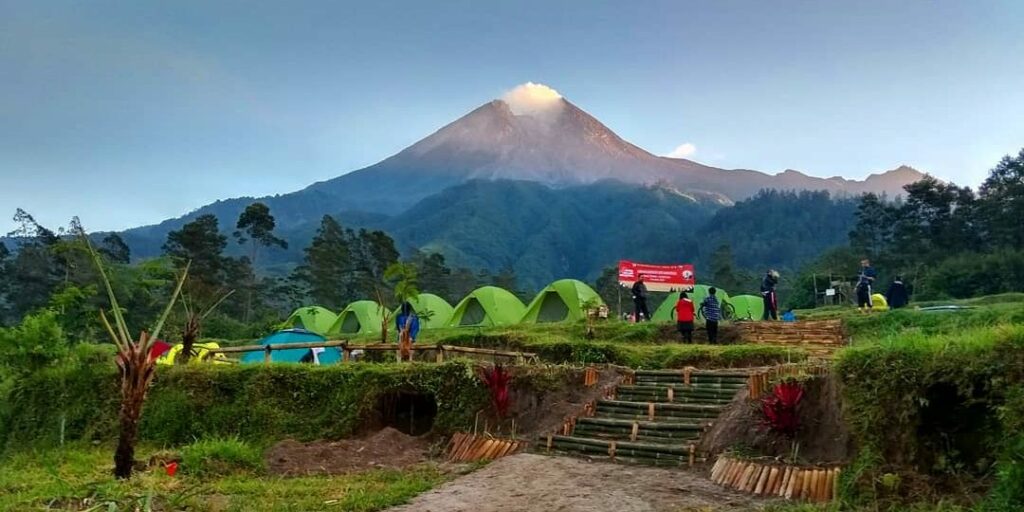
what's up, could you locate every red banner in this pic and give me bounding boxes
[618,261,695,292]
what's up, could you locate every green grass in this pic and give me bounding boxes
[180,437,265,476]
[0,444,446,511]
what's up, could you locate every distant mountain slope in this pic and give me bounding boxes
[384,180,719,289]
[120,86,926,261]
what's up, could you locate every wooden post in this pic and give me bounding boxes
[264,345,272,365]
[647,402,655,421]
[436,345,444,363]
[342,347,350,363]
[688,443,695,467]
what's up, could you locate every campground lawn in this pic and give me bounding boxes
[0,443,448,511]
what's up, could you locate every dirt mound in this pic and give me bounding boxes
[699,374,852,464]
[266,427,429,476]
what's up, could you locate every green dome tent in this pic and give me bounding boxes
[282,306,338,336]
[521,279,605,323]
[651,285,731,322]
[394,293,455,329]
[728,294,765,321]
[328,300,386,336]
[448,286,527,327]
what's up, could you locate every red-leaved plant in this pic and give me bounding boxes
[760,380,805,438]
[478,364,511,418]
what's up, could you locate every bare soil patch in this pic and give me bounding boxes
[266,427,429,476]
[387,453,775,512]
[699,374,852,464]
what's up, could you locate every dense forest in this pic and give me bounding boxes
[2,148,1022,334]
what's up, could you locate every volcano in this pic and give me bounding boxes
[121,84,927,254]
[301,88,924,213]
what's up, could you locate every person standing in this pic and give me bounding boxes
[857,259,877,312]
[761,270,780,320]
[395,301,420,342]
[699,287,722,344]
[632,274,650,322]
[675,291,695,343]
[886,275,909,309]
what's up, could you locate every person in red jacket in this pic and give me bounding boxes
[675,291,695,343]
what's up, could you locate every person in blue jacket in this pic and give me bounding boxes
[396,302,420,342]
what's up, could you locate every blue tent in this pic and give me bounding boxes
[240,329,339,364]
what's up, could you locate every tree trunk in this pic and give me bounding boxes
[179,315,199,364]
[113,393,141,478]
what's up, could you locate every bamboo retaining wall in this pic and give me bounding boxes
[446,432,527,462]
[710,455,841,502]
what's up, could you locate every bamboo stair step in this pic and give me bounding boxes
[597,399,725,414]
[576,417,708,431]
[551,435,693,455]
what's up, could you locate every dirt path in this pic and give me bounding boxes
[388,454,776,512]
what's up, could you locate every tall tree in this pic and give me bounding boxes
[291,216,352,310]
[233,202,287,321]
[978,148,1024,249]
[99,233,131,264]
[162,214,228,292]
[848,193,895,260]
[409,251,452,299]
[350,229,400,299]
[4,209,62,320]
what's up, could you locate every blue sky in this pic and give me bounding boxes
[2,0,1023,233]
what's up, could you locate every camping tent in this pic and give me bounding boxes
[156,342,230,366]
[448,286,527,327]
[282,306,337,336]
[393,293,455,329]
[728,294,765,321]
[871,293,890,311]
[521,279,605,323]
[328,300,386,336]
[240,329,339,364]
[651,285,732,322]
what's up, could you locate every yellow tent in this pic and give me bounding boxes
[871,293,889,311]
[156,342,231,366]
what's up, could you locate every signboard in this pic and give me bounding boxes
[825,288,836,297]
[617,260,696,293]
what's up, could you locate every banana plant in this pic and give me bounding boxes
[76,220,188,478]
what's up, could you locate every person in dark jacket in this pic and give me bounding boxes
[856,259,877,312]
[675,291,695,343]
[632,274,650,322]
[761,270,780,320]
[886,276,910,309]
[699,287,721,343]
[395,302,420,342]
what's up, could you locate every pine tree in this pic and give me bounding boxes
[291,216,351,310]
[233,202,287,321]
[162,214,228,291]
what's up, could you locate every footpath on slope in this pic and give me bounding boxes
[386,453,775,512]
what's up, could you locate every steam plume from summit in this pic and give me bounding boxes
[501,82,564,118]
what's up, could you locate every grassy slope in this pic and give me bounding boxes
[0,443,447,512]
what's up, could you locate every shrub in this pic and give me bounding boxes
[180,437,264,476]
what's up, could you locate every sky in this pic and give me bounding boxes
[2,1,1023,233]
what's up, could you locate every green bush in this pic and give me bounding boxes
[0,310,69,374]
[0,360,550,450]
[180,437,264,476]
[834,325,1024,506]
[920,251,1024,300]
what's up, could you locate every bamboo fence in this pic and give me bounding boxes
[710,455,841,502]
[209,342,539,365]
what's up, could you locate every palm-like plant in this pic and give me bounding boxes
[77,221,188,478]
[178,290,233,364]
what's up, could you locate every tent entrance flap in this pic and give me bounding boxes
[340,314,361,333]
[460,299,487,326]
[536,292,570,322]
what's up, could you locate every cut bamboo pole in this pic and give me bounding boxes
[746,466,764,493]
[731,462,749,489]
[717,459,733,484]
[688,444,695,467]
[822,469,833,503]
[778,466,793,497]
[765,467,780,496]
[785,470,800,500]
[648,402,655,421]
[801,469,813,501]
[833,468,841,501]
[754,465,770,495]
[546,434,552,452]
